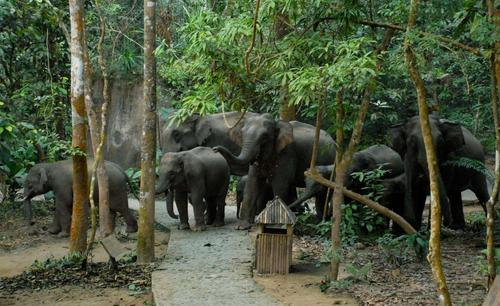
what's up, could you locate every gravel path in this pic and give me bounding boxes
[128,198,281,306]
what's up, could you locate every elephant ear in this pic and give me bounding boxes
[275,120,294,153]
[440,120,465,153]
[389,124,406,157]
[172,129,182,143]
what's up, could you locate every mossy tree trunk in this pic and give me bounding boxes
[404,0,451,304]
[486,0,499,289]
[68,0,89,255]
[137,0,157,264]
[275,12,295,121]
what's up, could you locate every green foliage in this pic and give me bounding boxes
[341,166,391,243]
[377,233,428,265]
[30,252,86,273]
[125,168,141,195]
[479,248,500,275]
[0,102,71,193]
[443,156,494,182]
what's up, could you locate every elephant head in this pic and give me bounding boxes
[214,113,294,168]
[156,153,186,219]
[160,113,209,153]
[389,115,464,229]
[23,164,50,224]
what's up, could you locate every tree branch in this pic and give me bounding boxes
[305,171,417,234]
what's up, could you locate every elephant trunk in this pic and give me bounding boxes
[217,140,259,168]
[436,170,452,227]
[165,190,178,219]
[155,174,168,195]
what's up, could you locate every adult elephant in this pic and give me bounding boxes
[214,113,336,229]
[289,145,404,218]
[160,111,257,176]
[389,114,489,230]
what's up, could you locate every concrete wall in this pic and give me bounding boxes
[90,78,168,169]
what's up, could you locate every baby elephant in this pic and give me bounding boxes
[23,159,138,237]
[156,147,230,231]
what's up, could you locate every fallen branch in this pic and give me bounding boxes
[305,170,417,235]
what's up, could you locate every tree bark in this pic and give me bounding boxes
[69,0,89,255]
[304,171,417,234]
[244,0,260,76]
[94,0,113,237]
[486,0,499,288]
[137,0,157,264]
[330,90,345,280]
[275,12,295,121]
[404,0,451,304]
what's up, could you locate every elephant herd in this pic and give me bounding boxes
[22,111,490,236]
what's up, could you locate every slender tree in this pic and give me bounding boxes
[275,12,295,121]
[404,0,451,304]
[309,29,395,280]
[137,0,157,264]
[485,0,499,288]
[68,0,89,254]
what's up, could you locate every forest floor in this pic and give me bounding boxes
[0,201,167,305]
[0,192,496,305]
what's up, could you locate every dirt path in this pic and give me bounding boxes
[128,199,282,306]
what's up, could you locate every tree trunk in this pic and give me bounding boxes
[68,0,89,255]
[486,0,499,288]
[330,90,345,280]
[404,0,451,304]
[94,0,113,237]
[137,0,157,264]
[306,29,395,280]
[275,12,295,121]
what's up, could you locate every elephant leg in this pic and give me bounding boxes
[315,192,327,220]
[57,200,72,237]
[448,191,465,230]
[48,207,62,234]
[214,195,226,227]
[190,192,207,232]
[175,191,190,230]
[110,210,117,231]
[236,165,260,230]
[271,179,295,205]
[470,175,490,214]
[413,191,427,231]
[205,197,216,225]
[121,208,138,233]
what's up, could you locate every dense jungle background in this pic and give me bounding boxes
[0,0,499,305]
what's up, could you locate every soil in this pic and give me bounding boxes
[0,195,496,305]
[271,204,495,306]
[0,200,167,306]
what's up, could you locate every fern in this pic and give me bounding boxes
[442,156,494,183]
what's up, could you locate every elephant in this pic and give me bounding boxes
[160,111,257,175]
[214,113,336,229]
[155,147,230,231]
[235,175,273,219]
[389,114,490,230]
[289,145,404,219]
[23,159,138,237]
[159,111,257,220]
